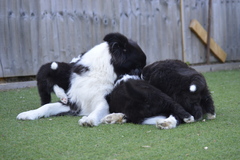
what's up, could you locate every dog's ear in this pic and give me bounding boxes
[103,33,128,52]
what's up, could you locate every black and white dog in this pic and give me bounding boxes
[101,60,216,129]
[101,72,195,129]
[17,33,146,127]
[36,55,82,105]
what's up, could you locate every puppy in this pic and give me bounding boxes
[36,55,82,105]
[101,72,194,129]
[37,62,72,105]
[142,60,216,121]
[17,32,146,127]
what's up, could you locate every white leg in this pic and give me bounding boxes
[156,115,177,129]
[53,85,68,104]
[78,100,109,127]
[101,113,127,124]
[16,102,70,120]
[142,116,167,125]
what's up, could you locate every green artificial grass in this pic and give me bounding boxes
[0,70,240,160]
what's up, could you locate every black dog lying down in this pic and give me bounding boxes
[142,60,216,121]
[102,73,195,129]
[101,60,216,129]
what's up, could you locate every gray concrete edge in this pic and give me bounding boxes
[0,62,239,91]
[191,62,240,73]
[0,81,37,91]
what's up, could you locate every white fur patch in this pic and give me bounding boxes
[101,113,127,124]
[51,62,58,70]
[142,116,167,125]
[67,42,116,126]
[114,74,140,87]
[16,102,70,120]
[156,115,177,129]
[70,55,81,63]
[183,115,195,123]
[53,85,68,104]
[190,84,197,92]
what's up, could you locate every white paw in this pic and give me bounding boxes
[184,116,195,123]
[16,110,40,120]
[60,97,68,104]
[101,113,127,124]
[156,115,177,129]
[206,113,216,119]
[53,85,68,104]
[78,116,98,127]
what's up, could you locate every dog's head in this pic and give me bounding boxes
[103,33,146,77]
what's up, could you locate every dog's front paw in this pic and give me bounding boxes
[184,116,195,123]
[101,113,127,124]
[156,115,177,129]
[60,97,68,104]
[78,116,98,127]
[16,110,40,120]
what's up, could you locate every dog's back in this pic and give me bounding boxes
[142,60,216,120]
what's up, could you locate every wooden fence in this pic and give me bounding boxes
[0,0,239,78]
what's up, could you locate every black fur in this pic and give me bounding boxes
[36,62,73,105]
[106,60,215,128]
[142,60,215,120]
[104,33,146,77]
[72,65,89,75]
[107,78,192,124]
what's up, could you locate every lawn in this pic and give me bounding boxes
[0,70,239,160]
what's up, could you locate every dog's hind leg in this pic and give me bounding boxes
[142,115,167,125]
[201,89,216,120]
[16,102,70,120]
[171,103,195,123]
[37,81,51,105]
[39,91,51,105]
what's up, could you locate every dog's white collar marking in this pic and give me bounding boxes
[114,74,140,87]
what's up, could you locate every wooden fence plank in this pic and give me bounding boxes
[0,0,6,77]
[29,0,40,73]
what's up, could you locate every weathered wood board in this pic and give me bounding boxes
[189,19,227,63]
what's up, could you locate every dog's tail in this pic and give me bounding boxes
[189,84,197,92]
[189,74,206,93]
[51,62,58,70]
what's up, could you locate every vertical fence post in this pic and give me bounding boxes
[180,0,186,62]
[206,0,212,64]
